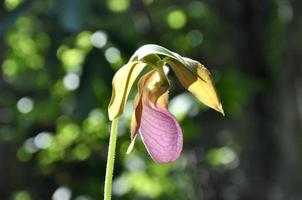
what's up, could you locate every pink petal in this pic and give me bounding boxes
[139,102,183,163]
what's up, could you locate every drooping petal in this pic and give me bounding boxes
[127,44,224,115]
[128,69,181,162]
[139,99,183,163]
[168,58,224,115]
[108,61,147,120]
[135,71,182,163]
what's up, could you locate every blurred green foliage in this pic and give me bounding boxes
[1,0,301,200]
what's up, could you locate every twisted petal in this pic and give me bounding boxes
[139,98,183,163]
[108,61,147,120]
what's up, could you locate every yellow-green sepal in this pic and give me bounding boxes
[108,61,147,120]
[167,58,224,115]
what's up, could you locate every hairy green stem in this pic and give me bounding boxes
[104,118,119,200]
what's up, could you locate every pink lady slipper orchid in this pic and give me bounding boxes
[108,44,224,163]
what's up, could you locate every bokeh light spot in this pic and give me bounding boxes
[187,30,203,46]
[113,174,131,196]
[17,97,34,114]
[105,47,121,64]
[170,93,198,121]
[106,0,130,13]
[63,73,80,91]
[61,49,84,72]
[17,37,36,56]
[34,132,52,149]
[167,10,187,29]
[125,155,146,171]
[24,138,39,153]
[52,186,71,200]
[206,147,238,168]
[13,190,32,200]
[74,195,92,200]
[91,31,107,48]
[142,0,153,5]
[76,31,92,50]
[73,144,91,160]
[4,0,24,11]
[27,54,44,69]
[188,1,208,18]
[83,109,106,136]
[2,59,18,76]
[278,1,293,22]
[57,123,80,147]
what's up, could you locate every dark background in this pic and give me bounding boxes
[1,0,302,199]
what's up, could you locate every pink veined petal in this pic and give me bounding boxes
[139,102,183,163]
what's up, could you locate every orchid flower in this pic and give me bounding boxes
[108,44,224,163]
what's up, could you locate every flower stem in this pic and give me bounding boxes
[104,118,119,200]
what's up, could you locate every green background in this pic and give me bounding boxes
[1,0,302,199]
